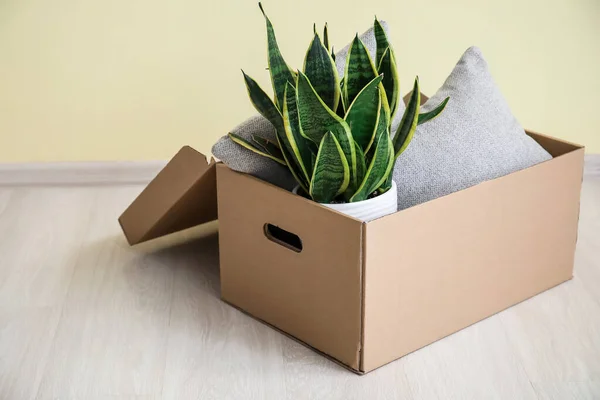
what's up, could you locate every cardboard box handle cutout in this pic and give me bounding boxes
[263,223,303,253]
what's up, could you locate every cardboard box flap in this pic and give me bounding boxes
[118,146,218,245]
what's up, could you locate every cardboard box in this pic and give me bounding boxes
[119,131,584,374]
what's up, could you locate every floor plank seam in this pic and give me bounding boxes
[33,196,98,400]
[158,267,177,400]
[497,312,539,399]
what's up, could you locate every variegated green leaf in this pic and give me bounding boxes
[283,82,314,182]
[418,97,450,125]
[374,18,390,69]
[323,23,330,50]
[259,3,296,109]
[373,135,395,190]
[251,135,283,159]
[343,35,378,107]
[242,71,284,134]
[229,132,286,166]
[331,46,335,63]
[296,71,357,186]
[377,132,395,193]
[275,129,310,192]
[344,74,383,152]
[350,126,392,202]
[377,47,400,119]
[243,72,303,183]
[251,135,269,153]
[310,132,350,203]
[354,140,366,191]
[365,92,390,159]
[393,77,420,158]
[378,168,394,193]
[303,32,340,112]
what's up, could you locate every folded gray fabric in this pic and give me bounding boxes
[392,46,552,210]
[212,22,405,190]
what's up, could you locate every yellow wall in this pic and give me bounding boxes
[1,0,598,162]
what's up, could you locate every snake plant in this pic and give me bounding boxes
[229,3,449,203]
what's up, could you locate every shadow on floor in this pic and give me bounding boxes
[108,220,349,375]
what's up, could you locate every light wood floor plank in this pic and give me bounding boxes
[0,176,596,399]
[36,186,174,398]
[36,396,160,400]
[533,381,600,400]
[500,278,600,383]
[401,316,537,400]
[0,187,96,308]
[574,177,600,308]
[160,234,288,400]
[0,307,61,400]
[0,188,13,213]
[282,339,414,400]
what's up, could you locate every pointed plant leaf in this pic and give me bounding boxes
[276,125,309,190]
[283,82,314,182]
[251,135,280,151]
[259,3,296,109]
[343,35,378,107]
[229,132,286,166]
[365,92,390,159]
[323,23,330,50]
[373,135,395,190]
[354,141,366,191]
[251,135,283,159]
[377,136,395,193]
[250,136,269,153]
[296,71,357,186]
[341,139,368,201]
[242,71,284,134]
[377,47,400,119]
[374,18,390,67]
[310,132,350,203]
[393,77,420,158]
[275,130,310,192]
[350,126,392,202]
[344,74,383,152]
[303,32,340,111]
[331,46,336,62]
[418,97,449,125]
[378,167,394,193]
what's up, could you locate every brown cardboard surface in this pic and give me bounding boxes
[361,143,585,372]
[526,130,583,157]
[217,164,364,369]
[118,146,217,245]
[403,92,429,105]
[117,124,584,374]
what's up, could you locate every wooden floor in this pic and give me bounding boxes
[0,176,599,400]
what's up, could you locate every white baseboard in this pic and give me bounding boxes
[0,155,598,186]
[0,160,167,186]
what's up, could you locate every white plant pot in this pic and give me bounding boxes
[293,181,398,222]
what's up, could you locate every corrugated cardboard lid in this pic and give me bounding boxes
[118,146,218,245]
